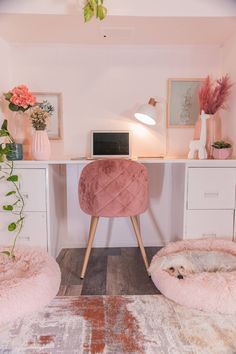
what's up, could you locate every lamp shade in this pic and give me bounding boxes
[134,98,157,125]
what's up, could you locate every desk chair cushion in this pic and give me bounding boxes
[79,159,149,217]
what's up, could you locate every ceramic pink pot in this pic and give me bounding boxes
[212,148,232,160]
[31,130,51,160]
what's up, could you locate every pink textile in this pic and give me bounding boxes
[0,247,61,325]
[79,159,149,217]
[149,238,236,314]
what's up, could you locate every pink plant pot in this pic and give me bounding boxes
[212,148,232,160]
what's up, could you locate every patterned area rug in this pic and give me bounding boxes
[1,295,236,354]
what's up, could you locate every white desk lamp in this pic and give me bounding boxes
[134,98,157,126]
[134,97,167,158]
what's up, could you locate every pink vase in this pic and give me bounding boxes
[31,130,51,160]
[193,114,222,158]
[212,148,232,160]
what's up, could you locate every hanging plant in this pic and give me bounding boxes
[83,0,107,22]
[0,120,25,259]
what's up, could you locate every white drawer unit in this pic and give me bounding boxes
[0,164,66,257]
[185,210,234,240]
[184,165,236,241]
[187,168,236,210]
[0,212,48,249]
[0,168,47,212]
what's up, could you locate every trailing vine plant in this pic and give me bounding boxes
[0,120,24,259]
[83,0,107,22]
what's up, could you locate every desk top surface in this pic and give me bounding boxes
[8,156,236,167]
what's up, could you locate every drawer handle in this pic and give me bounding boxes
[204,192,219,198]
[202,233,217,238]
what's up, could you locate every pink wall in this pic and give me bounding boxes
[221,33,236,155]
[1,0,235,17]
[8,43,221,159]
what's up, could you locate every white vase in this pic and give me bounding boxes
[31,130,51,160]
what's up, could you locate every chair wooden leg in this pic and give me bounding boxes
[130,215,149,272]
[80,216,99,279]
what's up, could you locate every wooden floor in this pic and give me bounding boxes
[57,247,161,296]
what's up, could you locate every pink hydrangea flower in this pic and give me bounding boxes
[8,85,36,110]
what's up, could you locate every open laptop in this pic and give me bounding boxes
[90,130,132,159]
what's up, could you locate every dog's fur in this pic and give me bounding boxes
[149,250,236,279]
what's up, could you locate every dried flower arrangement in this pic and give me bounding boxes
[198,75,233,115]
[30,100,54,131]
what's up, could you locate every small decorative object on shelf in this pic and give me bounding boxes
[0,119,25,259]
[196,75,232,158]
[3,85,36,146]
[30,100,54,160]
[212,140,232,160]
[188,110,209,160]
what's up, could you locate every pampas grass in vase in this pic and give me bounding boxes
[194,75,232,158]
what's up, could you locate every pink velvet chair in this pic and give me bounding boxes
[79,159,149,278]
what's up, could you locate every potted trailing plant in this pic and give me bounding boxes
[3,85,36,159]
[30,100,54,160]
[0,119,25,258]
[82,0,107,22]
[212,140,232,160]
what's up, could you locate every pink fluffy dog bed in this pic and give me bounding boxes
[149,238,236,314]
[0,247,61,324]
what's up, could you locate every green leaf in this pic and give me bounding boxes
[4,92,12,101]
[1,119,8,131]
[8,222,17,231]
[0,130,9,137]
[8,102,19,112]
[5,191,16,196]
[97,4,107,20]
[7,175,18,182]
[3,205,13,211]
[84,2,94,22]
[1,250,10,257]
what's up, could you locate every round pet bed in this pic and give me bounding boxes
[0,247,61,324]
[149,238,236,314]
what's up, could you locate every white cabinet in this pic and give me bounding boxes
[184,166,236,240]
[0,167,49,252]
[185,210,234,239]
[0,163,66,257]
[0,212,47,248]
[187,168,236,210]
[0,169,46,212]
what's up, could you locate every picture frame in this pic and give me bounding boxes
[167,78,204,128]
[33,92,63,139]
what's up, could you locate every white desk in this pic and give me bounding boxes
[1,158,236,257]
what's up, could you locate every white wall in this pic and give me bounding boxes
[9,43,221,159]
[221,33,236,155]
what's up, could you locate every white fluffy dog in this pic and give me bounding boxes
[149,250,236,279]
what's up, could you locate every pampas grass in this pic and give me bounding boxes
[199,75,232,115]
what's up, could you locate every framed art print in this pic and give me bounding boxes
[167,78,204,128]
[33,92,63,139]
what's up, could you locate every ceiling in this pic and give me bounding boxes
[0,14,236,45]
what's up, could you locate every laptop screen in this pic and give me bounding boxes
[91,131,131,158]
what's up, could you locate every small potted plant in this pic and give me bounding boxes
[212,140,232,159]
